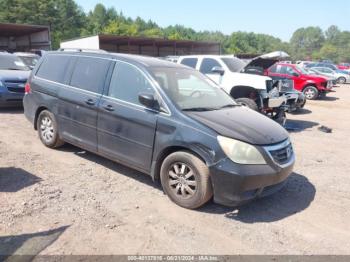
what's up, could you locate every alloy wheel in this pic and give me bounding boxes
[168,162,197,199]
[40,116,54,143]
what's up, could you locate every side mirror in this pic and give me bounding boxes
[292,72,300,77]
[138,92,159,110]
[211,66,225,76]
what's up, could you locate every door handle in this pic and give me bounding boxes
[85,99,96,106]
[103,105,115,112]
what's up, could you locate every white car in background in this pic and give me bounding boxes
[308,67,350,84]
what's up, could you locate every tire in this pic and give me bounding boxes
[337,77,346,84]
[273,111,287,126]
[303,86,319,100]
[235,98,259,111]
[160,151,213,209]
[37,110,65,148]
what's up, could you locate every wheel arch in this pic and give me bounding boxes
[230,85,259,99]
[151,145,210,181]
[34,106,49,130]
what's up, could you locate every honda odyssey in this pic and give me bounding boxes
[24,51,295,209]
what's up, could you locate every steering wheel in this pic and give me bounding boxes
[190,90,202,98]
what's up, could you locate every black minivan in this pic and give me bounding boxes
[23,51,295,209]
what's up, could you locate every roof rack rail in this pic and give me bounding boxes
[57,48,108,54]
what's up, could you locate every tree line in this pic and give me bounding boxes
[1,0,349,63]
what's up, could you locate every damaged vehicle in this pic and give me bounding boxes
[178,52,299,125]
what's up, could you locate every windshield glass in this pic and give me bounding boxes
[221,57,246,72]
[18,55,40,68]
[0,54,30,71]
[150,67,237,111]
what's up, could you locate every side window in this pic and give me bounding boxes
[70,57,110,93]
[199,58,221,74]
[269,65,278,73]
[108,62,154,105]
[36,55,71,83]
[180,58,198,69]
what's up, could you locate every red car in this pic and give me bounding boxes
[267,63,332,100]
[338,63,350,70]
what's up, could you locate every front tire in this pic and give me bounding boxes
[303,86,319,100]
[338,77,346,84]
[37,110,64,148]
[235,98,259,111]
[160,151,213,209]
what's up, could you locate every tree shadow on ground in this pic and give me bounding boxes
[0,226,69,261]
[0,167,42,193]
[199,173,315,223]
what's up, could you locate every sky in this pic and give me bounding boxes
[75,0,350,41]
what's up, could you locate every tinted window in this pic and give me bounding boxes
[70,57,110,93]
[269,65,278,73]
[108,62,154,105]
[200,58,221,74]
[180,58,198,69]
[36,55,70,83]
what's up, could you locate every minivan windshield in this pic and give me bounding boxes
[0,54,30,71]
[150,67,237,111]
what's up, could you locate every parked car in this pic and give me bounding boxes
[306,62,350,76]
[14,52,40,70]
[23,51,295,209]
[0,52,31,107]
[177,54,289,125]
[308,67,349,84]
[338,63,350,71]
[267,63,333,100]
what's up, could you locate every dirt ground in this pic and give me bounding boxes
[1,85,350,256]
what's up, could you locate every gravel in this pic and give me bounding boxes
[0,84,350,255]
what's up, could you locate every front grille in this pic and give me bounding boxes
[269,143,293,165]
[7,86,25,93]
[4,80,26,93]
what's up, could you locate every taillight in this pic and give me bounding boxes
[25,83,31,94]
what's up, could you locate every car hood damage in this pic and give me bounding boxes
[186,106,289,145]
[242,51,290,74]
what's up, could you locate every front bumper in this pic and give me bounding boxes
[209,142,295,207]
[0,88,24,107]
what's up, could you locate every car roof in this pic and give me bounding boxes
[46,51,187,70]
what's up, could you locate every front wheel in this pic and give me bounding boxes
[37,110,65,148]
[160,151,213,209]
[235,98,259,111]
[338,77,346,84]
[303,86,319,100]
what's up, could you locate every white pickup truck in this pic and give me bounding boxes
[177,53,299,125]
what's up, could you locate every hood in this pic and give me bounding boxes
[0,70,30,81]
[303,73,328,82]
[244,51,290,72]
[186,106,289,145]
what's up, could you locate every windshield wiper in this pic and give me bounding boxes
[217,104,239,109]
[182,107,217,112]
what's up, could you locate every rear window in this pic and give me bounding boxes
[180,58,198,69]
[36,55,71,83]
[70,57,111,93]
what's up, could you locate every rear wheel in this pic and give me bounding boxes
[338,77,346,84]
[235,98,259,111]
[37,110,64,148]
[160,151,213,209]
[303,86,319,100]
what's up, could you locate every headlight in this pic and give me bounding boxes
[217,136,266,165]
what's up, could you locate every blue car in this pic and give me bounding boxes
[0,52,31,107]
[306,62,350,75]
